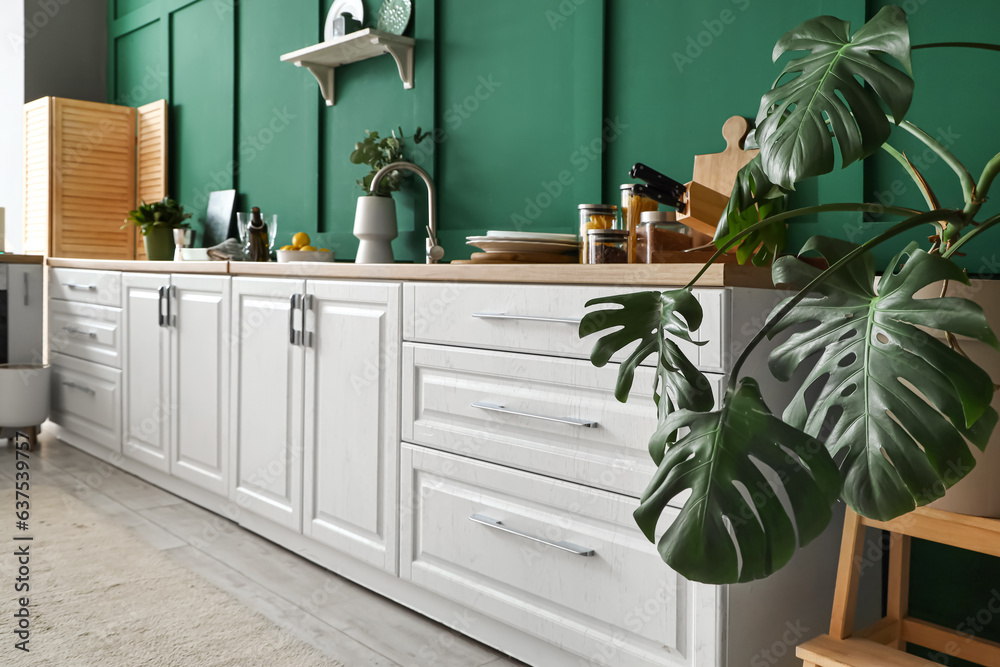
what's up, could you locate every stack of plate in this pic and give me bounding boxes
[466,231,579,255]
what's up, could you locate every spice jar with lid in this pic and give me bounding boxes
[587,229,629,264]
[620,184,659,262]
[636,210,693,262]
[578,204,618,264]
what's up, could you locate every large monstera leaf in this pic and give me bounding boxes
[715,155,788,266]
[768,237,1000,520]
[755,6,914,189]
[634,378,841,584]
[581,289,714,461]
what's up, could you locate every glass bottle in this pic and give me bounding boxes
[246,206,270,262]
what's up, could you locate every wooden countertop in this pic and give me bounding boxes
[45,257,772,288]
[0,254,44,265]
[47,258,229,274]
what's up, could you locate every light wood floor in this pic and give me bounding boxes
[0,428,527,667]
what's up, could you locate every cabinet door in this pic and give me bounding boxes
[6,265,44,364]
[170,275,231,497]
[122,273,171,471]
[302,280,400,573]
[231,277,305,531]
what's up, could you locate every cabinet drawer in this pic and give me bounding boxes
[402,282,727,372]
[400,445,722,667]
[50,268,122,307]
[403,343,723,497]
[49,352,121,451]
[49,300,122,369]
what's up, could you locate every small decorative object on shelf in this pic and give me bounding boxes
[324,0,364,40]
[377,0,412,35]
[122,197,192,261]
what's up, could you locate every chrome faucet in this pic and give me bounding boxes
[369,162,445,264]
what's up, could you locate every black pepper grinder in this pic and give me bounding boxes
[247,206,270,262]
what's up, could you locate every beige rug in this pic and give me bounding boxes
[0,484,343,666]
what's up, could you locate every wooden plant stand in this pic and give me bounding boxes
[797,506,1000,666]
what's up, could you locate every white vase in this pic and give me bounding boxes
[353,195,397,264]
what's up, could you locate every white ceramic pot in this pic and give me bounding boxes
[0,364,51,428]
[353,195,397,264]
[922,279,1000,518]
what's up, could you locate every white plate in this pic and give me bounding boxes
[466,239,580,254]
[484,231,578,242]
[324,0,364,40]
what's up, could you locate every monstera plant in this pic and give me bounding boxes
[582,6,1000,585]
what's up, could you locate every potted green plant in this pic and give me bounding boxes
[123,197,192,261]
[350,127,428,263]
[582,6,1000,585]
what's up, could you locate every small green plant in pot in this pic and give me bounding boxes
[124,197,192,261]
[582,6,1000,585]
[350,127,430,196]
[350,127,430,263]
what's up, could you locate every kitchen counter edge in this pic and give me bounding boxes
[45,258,772,288]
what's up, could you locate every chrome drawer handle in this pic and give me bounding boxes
[63,283,97,291]
[471,401,598,428]
[472,312,582,325]
[62,326,97,338]
[469,514,595,557]
[61,381,96,396]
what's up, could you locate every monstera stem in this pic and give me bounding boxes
[965,152,1000,218]
[942,212,1000,259]
[894,119,976,210]
[727,209,966,390]
[693,203,922,288]
[912,42,1000,52]
[880,143,937,212]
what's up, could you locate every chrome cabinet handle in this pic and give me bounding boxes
[471,401,598,428]
[300,294,313,348]
[63,283,97,291]
[288,295,301,346]
[472,312,582,325]
[469,514,595,557]
[62,326,97,338]
[158,286,167,327]
[23,273,28,306]
[61,381,96,396]
[168,285,177,327]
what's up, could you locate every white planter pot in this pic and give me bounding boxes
[353,195,397,264]
[0,364,50,428]
[921,279,1000,518]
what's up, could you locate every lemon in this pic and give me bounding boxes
[318,248,330,252]
[300,245,317,251]
[292,232,311,249]
[280,245,295,251]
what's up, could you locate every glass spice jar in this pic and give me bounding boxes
[636,210,693,262]
[587,229,629,264]
[578,204,618,264]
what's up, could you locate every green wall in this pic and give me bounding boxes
[108,2,1000,658]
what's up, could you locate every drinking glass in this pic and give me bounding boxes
[237,212,278,251]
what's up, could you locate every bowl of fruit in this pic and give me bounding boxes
[277,232,335,262]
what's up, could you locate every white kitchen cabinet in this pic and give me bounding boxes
[122,273,171,471]
[230,277,305,531]
[122,273,231,495]
[302,280,400,573]
[230,276,401,573]
[169,274,232,497]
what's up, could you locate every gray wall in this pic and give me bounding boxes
[24,0,107,104]
[1,2,25,251]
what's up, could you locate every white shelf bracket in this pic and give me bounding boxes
[382,41,414,90]
[299,62,336,106]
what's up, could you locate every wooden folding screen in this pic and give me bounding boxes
[22,97,168,260]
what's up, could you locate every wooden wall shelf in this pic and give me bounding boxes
[280,29,415,106]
